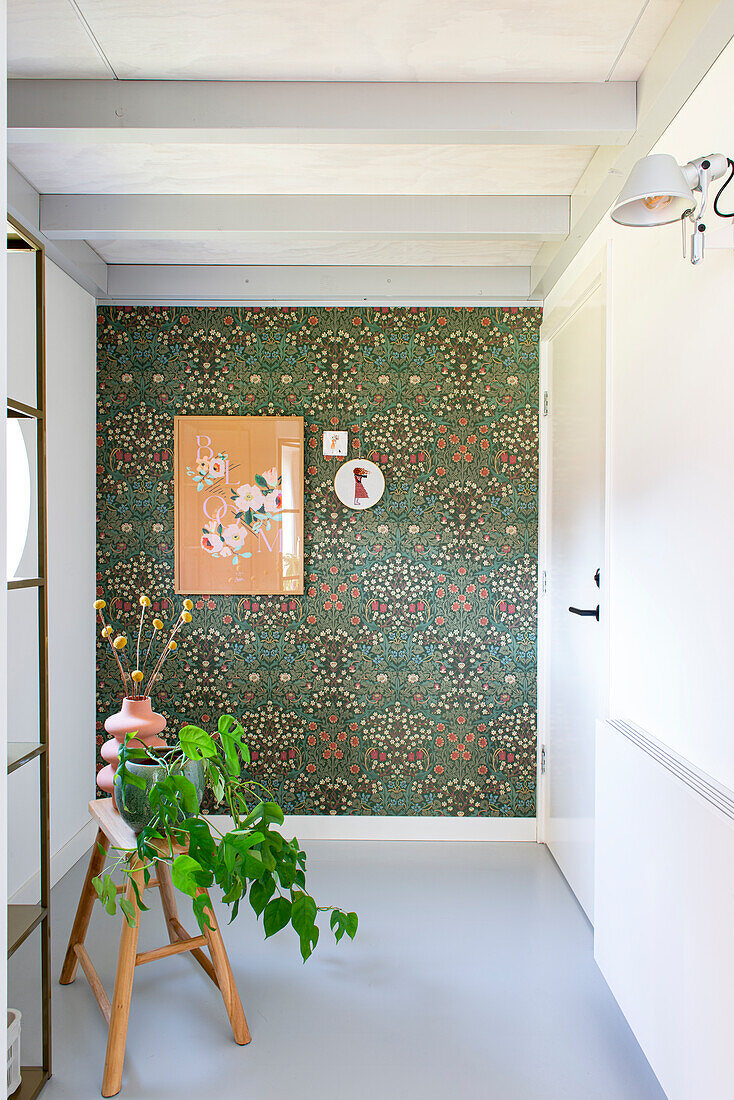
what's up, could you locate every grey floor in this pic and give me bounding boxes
[14,842,667,1100]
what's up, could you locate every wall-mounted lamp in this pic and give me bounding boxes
[611,153,734,264]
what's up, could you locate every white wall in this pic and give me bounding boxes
[7,257,97,899]
[542,34,734,1097]
[543,35,734,790]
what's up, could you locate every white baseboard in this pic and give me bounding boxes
[9,818,98,903]
[9,814,537,903]
[210,813,537,842]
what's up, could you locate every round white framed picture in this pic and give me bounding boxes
[334,459,385,510]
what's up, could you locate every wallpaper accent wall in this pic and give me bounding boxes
[97,306,541,817]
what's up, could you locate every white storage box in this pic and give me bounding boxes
[6,1010,21,1097]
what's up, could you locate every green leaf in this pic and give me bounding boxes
[118,764,146,793]
[222,881,244,905]
[249,877,275,919]
[243,850,264,878]
[181,818,216,867]
[262,801,284,826]
[128,874,150,912]
[263,896,291,938]
[291,892,317,938]
[254,474,268,488]
[226,829,266,853]
[168,773,200,814]
[119,898,137,928]
[218,714,242,779]
[192,892,215,932]
[222,839,236,874]
[171,853,213,897]
[330,910,346,943]
[242,801,265,829]
[97,873,117,915]
[242,800,285,829]
[258,832,282,872]
[291,891,319,961]
[137,825,165,860]
[218,714,249,779]
[277,859,297,889]
[178,724,217,760]
[204,760,225,803]
[346,912,359,940]
[299,923,319,963]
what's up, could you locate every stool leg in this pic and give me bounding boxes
[156,860,179,943]
[198,890,251,1045]
[60,829,110,985]
[102,860,145,1098]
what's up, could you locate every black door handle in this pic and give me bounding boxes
[568,605,600,620]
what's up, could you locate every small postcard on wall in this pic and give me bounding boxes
[323,430,348,457]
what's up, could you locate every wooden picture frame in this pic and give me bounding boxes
[174,415,304,595]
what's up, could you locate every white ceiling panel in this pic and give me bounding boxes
[8,0,111,78]
[9,0,683,82]
[10,143,594,196]
[89,236,541,267]
[610,0,685,80]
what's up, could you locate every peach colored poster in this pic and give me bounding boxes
[174,416,304,595]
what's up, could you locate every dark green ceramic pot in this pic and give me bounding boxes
[114,758,205,833]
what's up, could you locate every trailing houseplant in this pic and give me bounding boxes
[94,714,358,961]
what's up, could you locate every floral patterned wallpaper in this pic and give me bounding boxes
[97,306,541,817]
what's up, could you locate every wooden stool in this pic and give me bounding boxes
[60,799,251,1096]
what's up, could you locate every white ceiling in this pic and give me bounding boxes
[6,0,685,290]
[9,143,595,196]
[88,236,542,267]
[9,0,682,82]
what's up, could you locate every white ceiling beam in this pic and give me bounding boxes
[40,194,569,242]
[531,0,734,297]
[102,264,535,305]
[8,164,107,296]
[9,79,636,147]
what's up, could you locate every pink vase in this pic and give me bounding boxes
[97,697,167,797]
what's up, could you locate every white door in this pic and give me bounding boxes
[541,281,606,921]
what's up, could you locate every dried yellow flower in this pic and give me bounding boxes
[168,640,178,651]
[94,599,106,610]
[139,595,152,608]
[112,635,127,650]
[183,599,193,611]
[152,619,164,630]
[101,625,113,638]
[181,611,192,623]
[131,670,144,683]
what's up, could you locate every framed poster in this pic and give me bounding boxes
[174,416,304,595]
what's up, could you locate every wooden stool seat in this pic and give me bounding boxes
[60,799,250,1096]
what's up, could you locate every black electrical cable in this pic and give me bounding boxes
[713,157,734,217]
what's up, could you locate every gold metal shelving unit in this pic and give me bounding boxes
[7,216,51,1100]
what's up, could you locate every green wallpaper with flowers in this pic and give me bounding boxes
[97,306,540,817]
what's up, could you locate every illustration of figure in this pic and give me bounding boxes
[353,466,369,505]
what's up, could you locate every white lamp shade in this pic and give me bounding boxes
[611,154,696,226]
